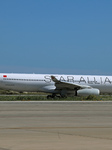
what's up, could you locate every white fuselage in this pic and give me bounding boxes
[0,73,112,94]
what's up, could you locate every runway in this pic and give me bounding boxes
[0,101,112,150]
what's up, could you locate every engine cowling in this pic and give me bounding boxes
[77,88,100,96]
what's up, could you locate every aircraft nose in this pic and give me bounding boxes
[0,74,4,82]
[0,74,3,87]
[0,74,2,80]
[0,75,2,82]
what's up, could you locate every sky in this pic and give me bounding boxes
[0,0,112,75]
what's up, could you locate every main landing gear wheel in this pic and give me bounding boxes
[47,94,62,99]
[47,94,56,99]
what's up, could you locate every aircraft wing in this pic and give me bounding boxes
[51,76,91,90]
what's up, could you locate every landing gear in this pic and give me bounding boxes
[47,94,61,99]
[75,90,77,96]
[47,94,68,99]
[47,94,56,99]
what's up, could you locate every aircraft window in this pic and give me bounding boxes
[3,78,45,81]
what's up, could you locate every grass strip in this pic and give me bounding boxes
[0,95,112,101]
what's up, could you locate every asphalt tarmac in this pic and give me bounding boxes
[0,101,112,150]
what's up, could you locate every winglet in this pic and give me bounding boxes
[51,76,59,83]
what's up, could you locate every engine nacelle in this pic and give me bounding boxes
[77,88,100,96]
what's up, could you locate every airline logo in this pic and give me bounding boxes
[3,75,7,78]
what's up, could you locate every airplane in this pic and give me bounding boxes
[0,73,112,98]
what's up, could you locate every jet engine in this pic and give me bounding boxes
[77,88,100,96]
